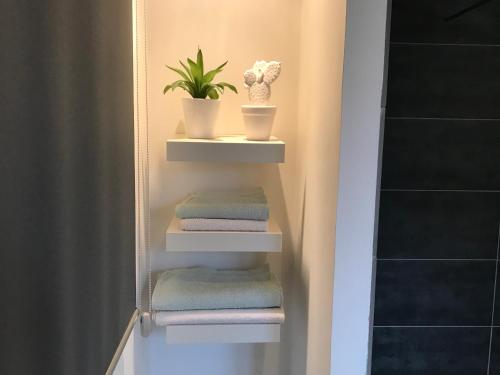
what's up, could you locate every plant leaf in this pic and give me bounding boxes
[179,60,193,80]
[214,85,224,94]
[164,52,237,99]
[187,57,203,96]
[197,48,204,76]
[214,61,228,72]
[216,82,238,94]
[179,82,194,97]
[203,61,227,82]
[198,83,210,98]
[207,89,219,99]
[182,80,197,96]
[163,80,188,94]
[187,58,202,81]
[166,65,190,81]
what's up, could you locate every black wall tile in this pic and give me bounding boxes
[374,260,495,325]
[391,0,500,44]
[378,191,500,259]
[490,328,500,373]
[381,119,500,190]
[372,327,490,375]
[493,261,500,326]
[386,45,500,118]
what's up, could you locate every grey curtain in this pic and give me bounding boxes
[0,1,135,374]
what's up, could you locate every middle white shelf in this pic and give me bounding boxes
[165,216,282,252]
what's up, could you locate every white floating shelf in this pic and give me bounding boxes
[165,217,282,252]
[166,135,285,163]
[165,324,281,344]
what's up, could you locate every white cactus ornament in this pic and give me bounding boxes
[243,61,281,105]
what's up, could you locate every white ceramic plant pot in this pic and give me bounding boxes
[241,105,277,141]
[182,98,220,139]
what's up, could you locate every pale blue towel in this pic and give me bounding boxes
[152,264,283,311]
[175,187,269,220]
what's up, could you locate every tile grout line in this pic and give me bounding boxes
[486,223,500,375]
[381,189,500,193]
[373,326,492,328]
[386,117,500,121]
[390,41,500,48]
[378,259,496,261]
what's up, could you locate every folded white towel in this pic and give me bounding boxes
[181,218,268,232]
[154,307,285,326]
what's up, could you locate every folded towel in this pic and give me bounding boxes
[181,218,268,232]
[152,264,282,311]
[154,307,285,326]
[175,187,269,221]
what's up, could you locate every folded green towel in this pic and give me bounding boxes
[152,264,283,311]
[175,187,269,220]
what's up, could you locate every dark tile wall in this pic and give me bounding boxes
[375,260,495,326]
[372,0,500,373]
[382,120,500,190]
[391,0,500,44]
[490,329,500,373]
[378,192,500,259]
[387,45,500,119]
[372,327,491,375]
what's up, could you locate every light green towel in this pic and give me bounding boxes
[152,264,283,311]
[175,187,269,220]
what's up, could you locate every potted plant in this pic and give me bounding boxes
[163,48,238,139]
[242,61,281,141]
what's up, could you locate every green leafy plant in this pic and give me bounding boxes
[163,48,238,99]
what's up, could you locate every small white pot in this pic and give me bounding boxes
[182,98,220,139]
[241,105,277,141]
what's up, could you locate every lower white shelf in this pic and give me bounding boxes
[165,217,282,252]
[164,324,281,344]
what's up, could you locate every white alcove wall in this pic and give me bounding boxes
[133,0,347,373]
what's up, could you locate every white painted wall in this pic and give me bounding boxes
[131,0,349,373]
[285,0,347,374]
[330,0,389,374]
